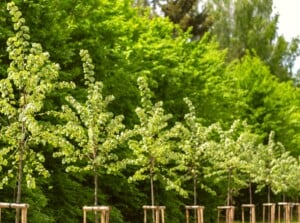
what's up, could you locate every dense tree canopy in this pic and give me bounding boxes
[207,0,300,81]
[0,1,300,223]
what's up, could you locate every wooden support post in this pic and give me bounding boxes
[241,204,256,223]
[298,204,300,223]
[82,206,110,223]
[185,205,204,223]
[263,203,276,223]
[290,203,300,223]
[0,202,29,223]
[278,202,292,223]
[143,205,166,223]
[217,206,235,223]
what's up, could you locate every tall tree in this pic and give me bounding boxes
[160,0,212,39]
[207,0,300,81]
[133,0,212,39]
[225,55,300,156]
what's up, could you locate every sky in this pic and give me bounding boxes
[273,0,300,72]
[273,0,300,40]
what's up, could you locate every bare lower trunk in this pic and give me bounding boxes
[150,157,155,223]
[193,172,197,223]
[227,168,232,206]
[15,121,26,223]
[193,173,197,205]
[249,181,252,204]
[267,185,271,203]
[94,171,98,223]
[93,144,99,223]
[15,148,24,223]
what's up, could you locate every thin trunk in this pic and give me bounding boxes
[193,172,197,223]
[94,173,98,206]
[150,157,155,223]
[193,172,197,205]
[15,121,26,223]
[93,146,98,223]
[267,185,271,203]
[15,146,24,223]
[267,185,271,223]
[249,181,253,204]
[227,168,232,206]
[150,158,155,206]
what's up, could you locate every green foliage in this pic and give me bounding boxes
[55,49,127,173]
[0,1,300,222]
[0,1,71,196]
[225,55,300,155]
[128,76,174,205]
[205,120,254,205]
[207,0,300,81]
[252,131,297,201]
[169,97,219,201]
[53,49,129,213]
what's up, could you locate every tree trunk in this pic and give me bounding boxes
[15,122,26,223]
[193,172,197,223]
[193,172,197,205]
[150,157,155,206]
[93,146,99,223]
[94,170,99,223]
[249,181,253,204]
[267,185,271,203]
[227,168,232,206]
[150,157,155,223]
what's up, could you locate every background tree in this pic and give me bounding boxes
[207,0,300,81]
[160,0,212,39]
[224,55,300,156]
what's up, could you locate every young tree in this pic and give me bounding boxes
[252,131,285,202]
[53,50,128,221]
[0,2,71,222]
[169,97,218,204]
[205,120,251,206]
[270,152,299,201]
[127,76,174,206]
[237,132,261,204]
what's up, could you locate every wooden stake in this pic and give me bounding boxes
[0,202,29,223]
[143,205,166,223]
[82,206,110,223]
[185,205,204,223]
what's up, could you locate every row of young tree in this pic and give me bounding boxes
[0,1,300,223]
